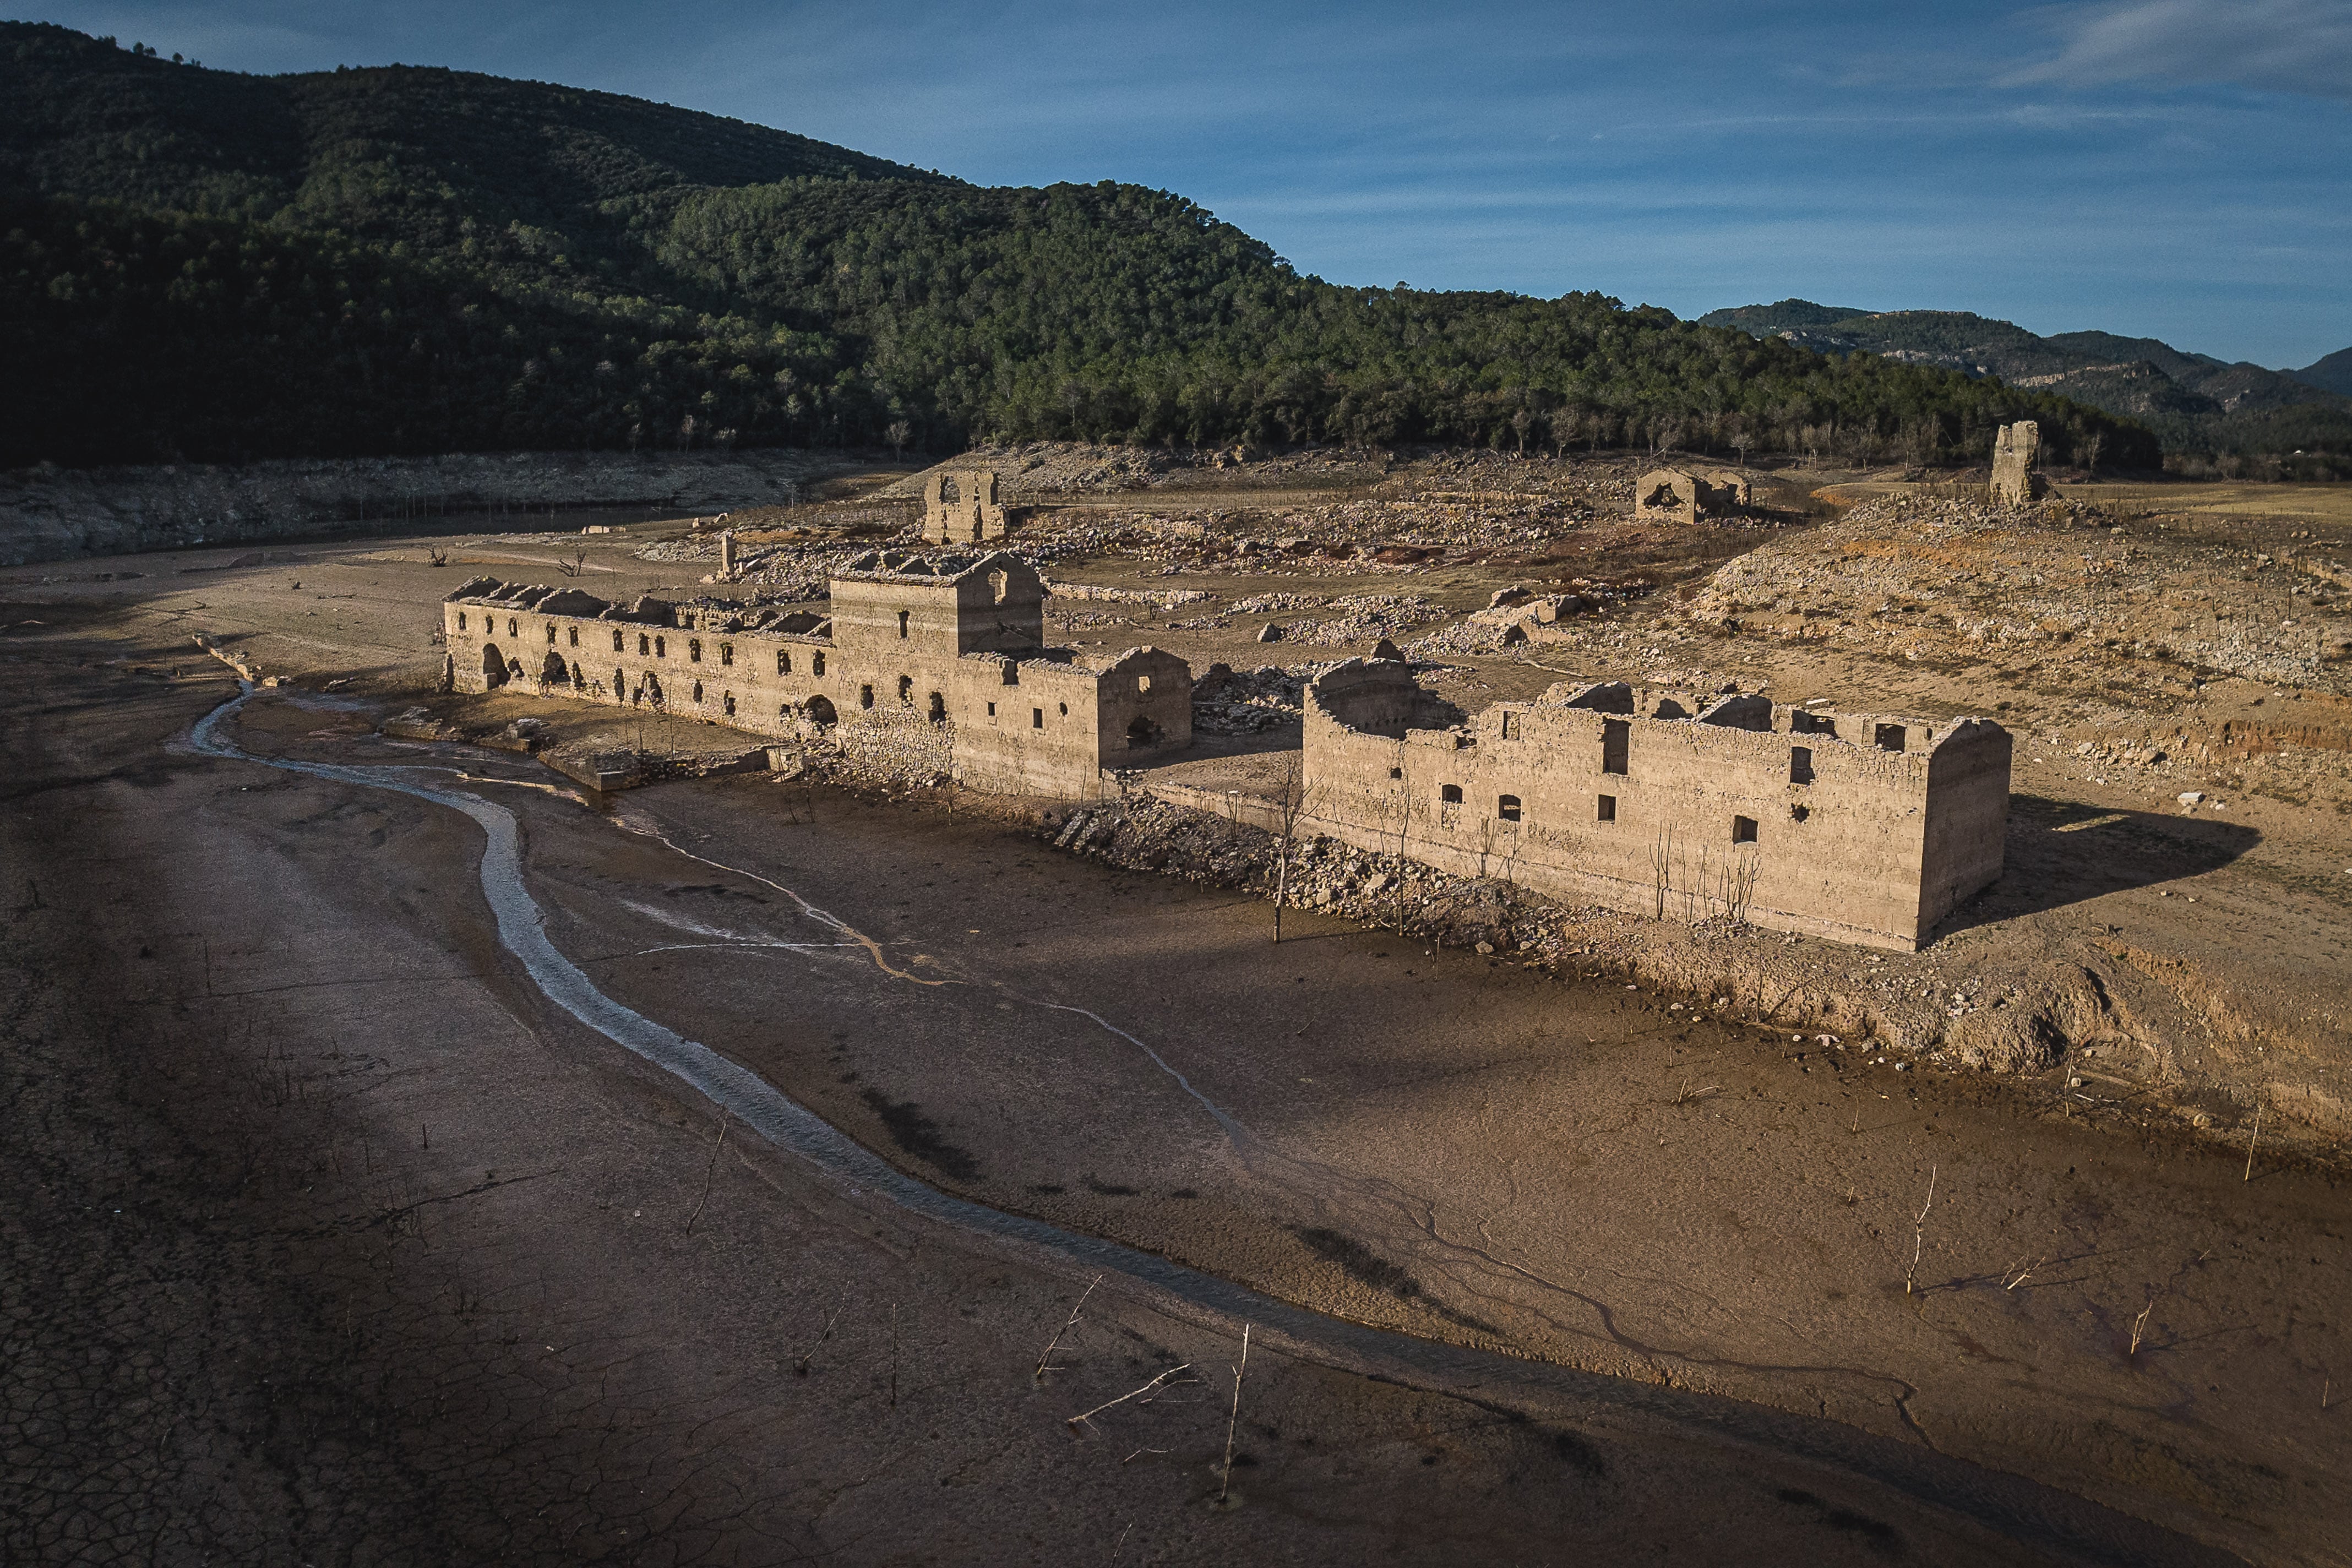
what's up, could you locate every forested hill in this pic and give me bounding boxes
[1700,300,2352,462]
[2,22,2157,473]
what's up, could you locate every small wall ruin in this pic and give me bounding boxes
[1633,467,1752,525]
[920,468,1011,543]
[1990,422,2047,505]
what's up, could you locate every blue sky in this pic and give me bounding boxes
[12,1,2351,367]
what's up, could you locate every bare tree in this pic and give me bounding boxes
[885,419,912,459]
[1270,753,1321,945]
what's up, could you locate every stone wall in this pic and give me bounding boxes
[1295,659,2008,951]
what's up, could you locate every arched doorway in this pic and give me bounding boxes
[1126,715,1162,749]
[540,650,568,684]
[804,695,837,727]
[481,644,508,688]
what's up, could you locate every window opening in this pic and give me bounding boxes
[689,639,702,663]
[1874,723,1906,753]
[654,636,666,658]
[507,618,518,637]
[1001,661,1020,686]
[457,612,467,630]
[1497,794,1522,823]
[1389,766,1403,780]
[722,693,736,717]
[1501,712,1516,739]
[777,649,792,675]
[897,674,913,705]
[638,633,650,656]
[719,643,733,667]
[897,610,910,639]
[988,569,1009,603]
[1440,784,1463,805]
[547,623,558,645]
[928,692,946,724]
[987,701,997,717]
[1733,815,1758,844]
[1601,718,1630,775]
[691,680,704,704]
[1790,745,1814,785]
[859,684,875,710]
[1031,707,1044,729]
[611,629,624,651]
[812,652,825,676]
[1597,794,1616,822]
[568,627,579,647]
[1057,703,1068,716]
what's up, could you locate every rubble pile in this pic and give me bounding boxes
[1190,662,1333,734]
[1679,495,2352,693]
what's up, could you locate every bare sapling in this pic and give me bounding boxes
[683,1106,731,1235]
[425,546,449,567]
[1035,1275,1101,1383]
[557,548,587,578]
[1219,1324,1253,1505]
[2244,1098,2265,1182]
[1903,1163,1938,1297]
[1065,1363,1195,1431]
[793,1301,844,1375]
[1270,756,1318,944]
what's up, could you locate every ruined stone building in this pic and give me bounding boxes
[440,554,2008,951]
[1633,467,1752,525]
[920,468,1012,543]
[1990,421,2047,505]
[1291,660,2009,950]
[442,551,1190,798]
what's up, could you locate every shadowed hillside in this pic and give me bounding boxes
[3,22,2156,472]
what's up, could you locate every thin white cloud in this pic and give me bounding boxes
[2010,0,2352,102]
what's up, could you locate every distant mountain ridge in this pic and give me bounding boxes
[1697,300,2352,457]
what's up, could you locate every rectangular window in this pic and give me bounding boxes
[812,652,825,676]
[1874,723,1906,753]
[1597,794,1616,822]
[719,643,733,667]
[612,629,624,651]
[898,609,910,639]
[1032,707,1044,729]
[568,627,579,647]
[1602,718,1629,775]
[456,612,466,630]
[1733,815,1758,844]
[1790,745,1814,785]
[547,623,558,645]
[1500,712,1516,739]
[777,650,792,675]
[1496,794,1522,822]
[987,701,997,717]
[1440,783,1463,805]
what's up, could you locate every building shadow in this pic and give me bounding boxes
[1933,792,2261,938]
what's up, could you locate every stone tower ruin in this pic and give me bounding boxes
[1990,422,2047,506]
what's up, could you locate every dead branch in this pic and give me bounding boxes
[2244,1098,2264,1182]
[1065,1363,1195,1431]
[1035,1274,1101,1382]
[1219,1324,1252,1504]
[2003,1255,2046,1292]
[683,1106,731,1235]
[1903,1163,1937,1297]
[793,1302,844,1375]
[2129,1292,2159,1358]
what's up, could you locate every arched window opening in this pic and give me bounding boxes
[1498,794,1522,822]
[456,611,467,631]
[541,650,567,684]
[1440,783,1463,805]
[691,680,704,704]
[1126,715,1162,749]
[805,695,836,726]
[689,639,703,663]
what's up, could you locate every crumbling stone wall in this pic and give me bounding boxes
[919,469,1010,543]
[1632,467,1751,525]
[1298,660,2008,950]
[1990,422,2047,505]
